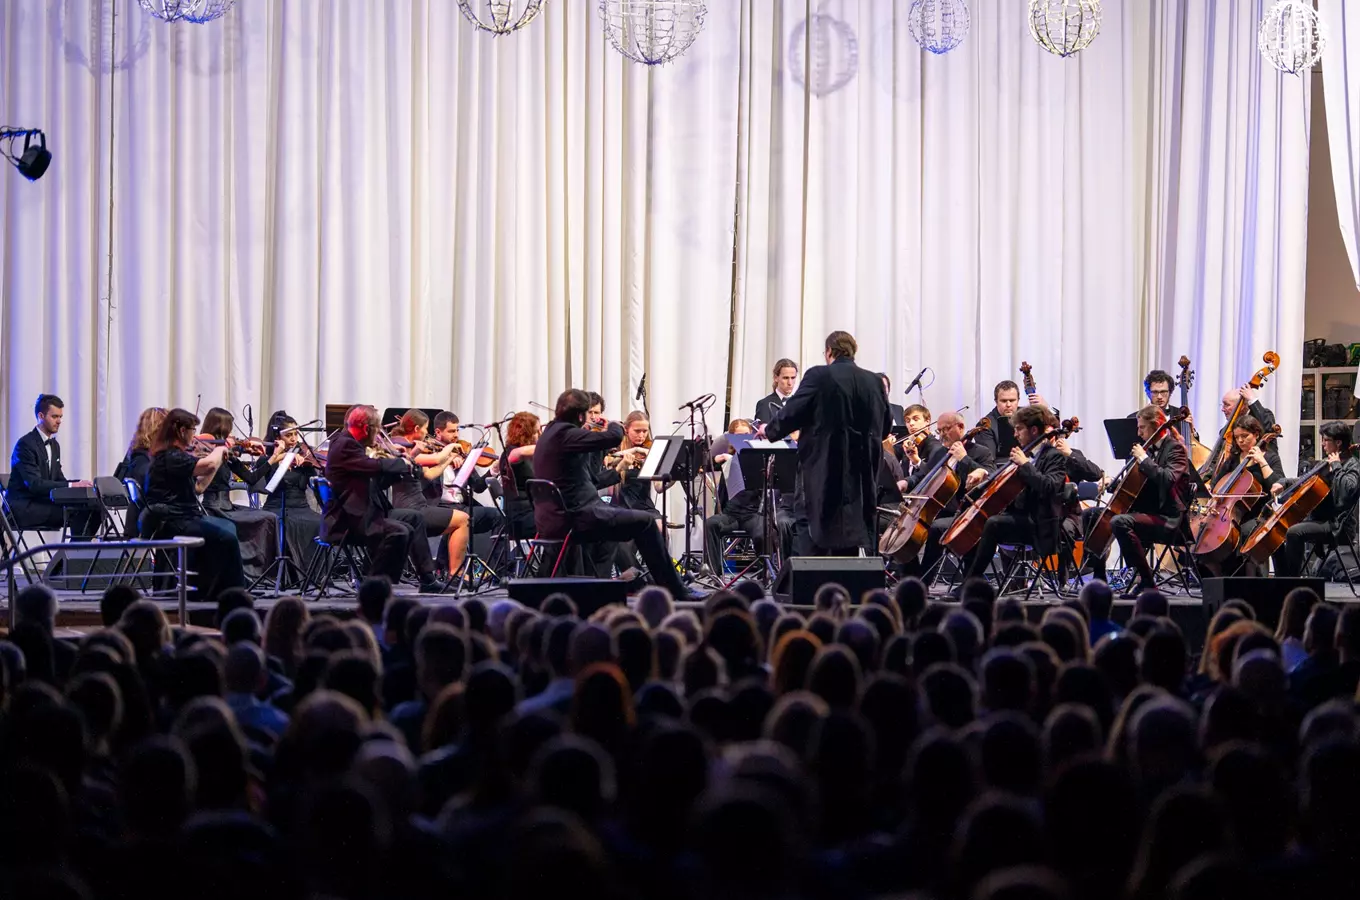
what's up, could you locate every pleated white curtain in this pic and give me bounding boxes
[1322,0,1360,292]
[0,0,1311,479]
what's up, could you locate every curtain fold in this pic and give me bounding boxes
[0,0,1311,481]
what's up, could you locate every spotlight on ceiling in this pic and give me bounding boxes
[1,128,52,181]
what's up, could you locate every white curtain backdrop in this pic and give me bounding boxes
[1322,0,1360,291]
[0,0,1310,482]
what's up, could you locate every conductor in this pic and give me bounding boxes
[762,330,892,556]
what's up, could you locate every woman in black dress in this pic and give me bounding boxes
[142,408,246,601]
[498,411,541,540]
[115,406,166,538]
[250,411,323,571]
[1202,414,1284,577]
[198,407,277,581]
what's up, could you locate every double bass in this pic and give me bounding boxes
[1083,407,1192,559]
[1238,457,1337,564]
[1200,350,1280,481]
[1190,424,1283,564]
[943,417,1082,557]
[1175,356,1213,470]
[878,417,991,564]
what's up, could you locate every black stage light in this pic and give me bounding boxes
[1,128,52,181]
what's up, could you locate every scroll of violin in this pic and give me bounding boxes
[943,416,1081,557]
[1084,407,1191,559]
[1191,423,1283,564]
[878,417,991,565]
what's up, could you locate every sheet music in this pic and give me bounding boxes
[638,436,675,480]
[264,452,297,494]
[452,444,485,489]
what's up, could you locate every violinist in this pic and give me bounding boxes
[755,359,799,424]
[324,405,446,593]
[141,408,245,601]
[251,411,323,567]
[958,404,1068,581]
[431,411,504,539]
[115,407,167,537]
[899,405,943,479]
[611,411,665,519]
[1083,405,1192,595]
[910,410,994,579]
[705,419,764,576]
[390,409,472,578]
[586,392,623,492]
[198,407,277,581]
[497,412,542,540]
[1269,421,1360,577]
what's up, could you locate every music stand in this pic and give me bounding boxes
[1103,419,1141,461]
[249,451,310,597]
[734,441,799,585]
[446,441,497,597]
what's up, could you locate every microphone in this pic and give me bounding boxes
[904,368,927,395]
[635,374,647,402]
[680,393,715,409]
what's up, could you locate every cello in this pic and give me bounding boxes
[1199,350,1280,481]
[943,417,1082,557]
[1083,407,1191,559]
[1238,457,1336,564]
[1190,424,1283,564]
[1175,356,1213,470]
[878,417,991,564]
[1020,361,1039,401]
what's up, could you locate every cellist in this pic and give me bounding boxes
[957,404,1068,582]
[1199,415,1284,577]
[1269,421,1360,577]
[1082,405,1192,596]
[910,410,994,579]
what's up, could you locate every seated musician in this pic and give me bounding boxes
[497,412,542,540]
[115,407,167,537]
[198,407,277,581]
[1269,421,1360,577]
[391,409,472,577]
[705,419,765,576]
[1201,414,1283,577]
[1083,405,1191,596]
[586,393,622,493]
[958,405,1068,582]
[6,394,98,536]
[141,408,245,601]
[324,405,445,593]
[899,405,942,478]
[976,380,1047,461]
[610,411,666,520]
[533,389,694,599]
[429,411,504,537]
[1220,385,1276,431]
[913,410,995,579]
[876,446,906,540]
[755,359,799,424]
[251,411,323,568]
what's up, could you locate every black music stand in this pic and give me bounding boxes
[733,444,799,585]
[1103,419,1141,461]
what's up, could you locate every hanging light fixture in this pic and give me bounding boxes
[789,13,859,96]
[600,0,708,66]
[1259,0,1326,75]
[908,0,970,56]
[137,0,233,24]
[456,0,547,36]
[1027,0,1101,58]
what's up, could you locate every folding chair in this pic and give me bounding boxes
[524,479,577,577]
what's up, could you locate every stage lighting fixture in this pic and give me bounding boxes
[1,128,52,182]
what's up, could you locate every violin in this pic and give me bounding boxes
[1200,350,1280,481]
[455,438,499,466]
[943,417,1081,557]
[192,434,266,458]
[879,417,991,564]
[1190,424,1283,564]
[1084,407,1191,558]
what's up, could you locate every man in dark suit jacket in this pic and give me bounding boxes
[763,331,891,556]
[324,405,444,592]
[754,358,799,425]
[6,394,97,535]
[879,373,906,427]
[533,389,695,599]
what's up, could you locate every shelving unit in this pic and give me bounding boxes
[1299,366,1359,468]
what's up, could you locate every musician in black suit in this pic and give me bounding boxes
[958,405,1069,581]
[910,410,994,579]
[6,394,98,536]
[1270,421,1360,577]
[899,404,943,482]
[975,379,1054,462]
[533,389,694,599]
[879,373,906,427]
[323,405,445,592]
[1083,405,1191,596]
[754,358,799,424]
[762,331,891,556]
[1220,385,1276,432]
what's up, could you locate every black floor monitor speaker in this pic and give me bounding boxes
[773,556,885,606]
[507,578,630,618]
[1201,576,1325,631]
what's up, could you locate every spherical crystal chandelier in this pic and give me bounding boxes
[138,0,234,24]
[1028,0,1101,58]
[1259,0,1326,75]
[908,0,970,56]
[600,0,708,66]
[456,0,546,36]
[790,13,859,96]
